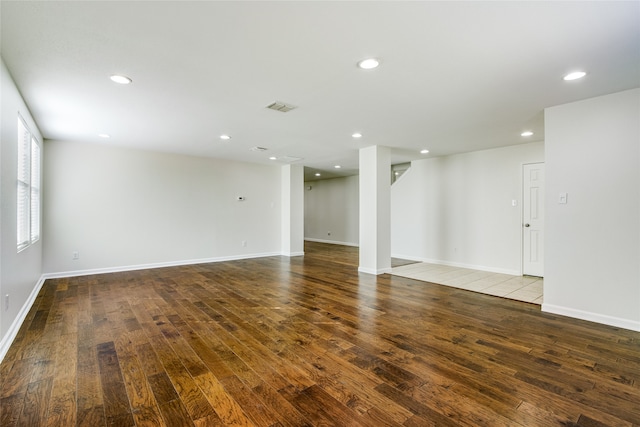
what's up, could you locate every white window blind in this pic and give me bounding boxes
[17,118,31,251]
[17,116,41,252]
[30,138,41,243]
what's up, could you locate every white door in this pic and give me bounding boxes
[523,163,545,277]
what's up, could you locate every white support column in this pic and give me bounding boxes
[281,164,305,256]
[358,145,392,274]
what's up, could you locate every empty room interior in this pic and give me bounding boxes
[0,2,639,426]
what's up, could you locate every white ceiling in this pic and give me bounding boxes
[2,1,639,181]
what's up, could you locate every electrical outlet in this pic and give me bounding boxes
[242,240,247,247]
[72,251,79,260]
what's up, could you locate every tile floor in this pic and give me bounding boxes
[392,262,543,304]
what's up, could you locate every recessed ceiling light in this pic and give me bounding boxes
[98,133,110,138]
[334,165,341,169]
[521,131,534,137]
[352,133,362,138]
[420,149,429,154]
[220,134,231,140]
[563,71,586,81]
[357,58,380,70]
[269,156,277,160]
[110,74,132,84]
[315,173,321,177]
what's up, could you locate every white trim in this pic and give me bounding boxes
[0,276,47,364]
[542,303,640,332]
[304,238,359,247]
[41,252,282,280]
[390,253,520,276]
[282,251,305,257]
[518,162,526,276]
[358,266,393,275]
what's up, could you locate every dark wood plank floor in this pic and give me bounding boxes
[1,241,638,426]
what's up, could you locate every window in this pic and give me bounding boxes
[17,116,40,251]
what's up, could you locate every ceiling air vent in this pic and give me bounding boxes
[250,146,268,152]
[266,101,297,113]
[280,156,303,163]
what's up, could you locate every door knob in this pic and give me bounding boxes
[524,223,530,227]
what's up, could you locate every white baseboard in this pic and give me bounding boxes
[542,303,640,332]
[282,251,304,257]
[41,252,283,280]
[391,253,520,276]
[358,266,393,275]
[0,276,47,364]
[304,238,359,247]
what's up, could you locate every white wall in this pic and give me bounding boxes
[0,59,44,344]
[304,175,359,246]
[544,88,640,331]
[43,140,282,274]
[391,142,545,274]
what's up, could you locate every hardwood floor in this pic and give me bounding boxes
[1,241,638,426]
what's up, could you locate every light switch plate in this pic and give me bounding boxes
[559,193,568,204]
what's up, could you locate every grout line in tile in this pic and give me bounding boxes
[392,262,544,305]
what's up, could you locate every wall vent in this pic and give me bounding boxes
[266,101,297,113]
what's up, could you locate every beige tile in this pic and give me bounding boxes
[500,276,539,287]
[454,281,483,291]
[392,265,423,274]
[408,272,442,283]
[506,289,542,301]
[518,282,543,294]
[464,280,501,292]
[466,274,513,290]
[391,262,544,305]
[446,270,495,286]
[483,287,513,297]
